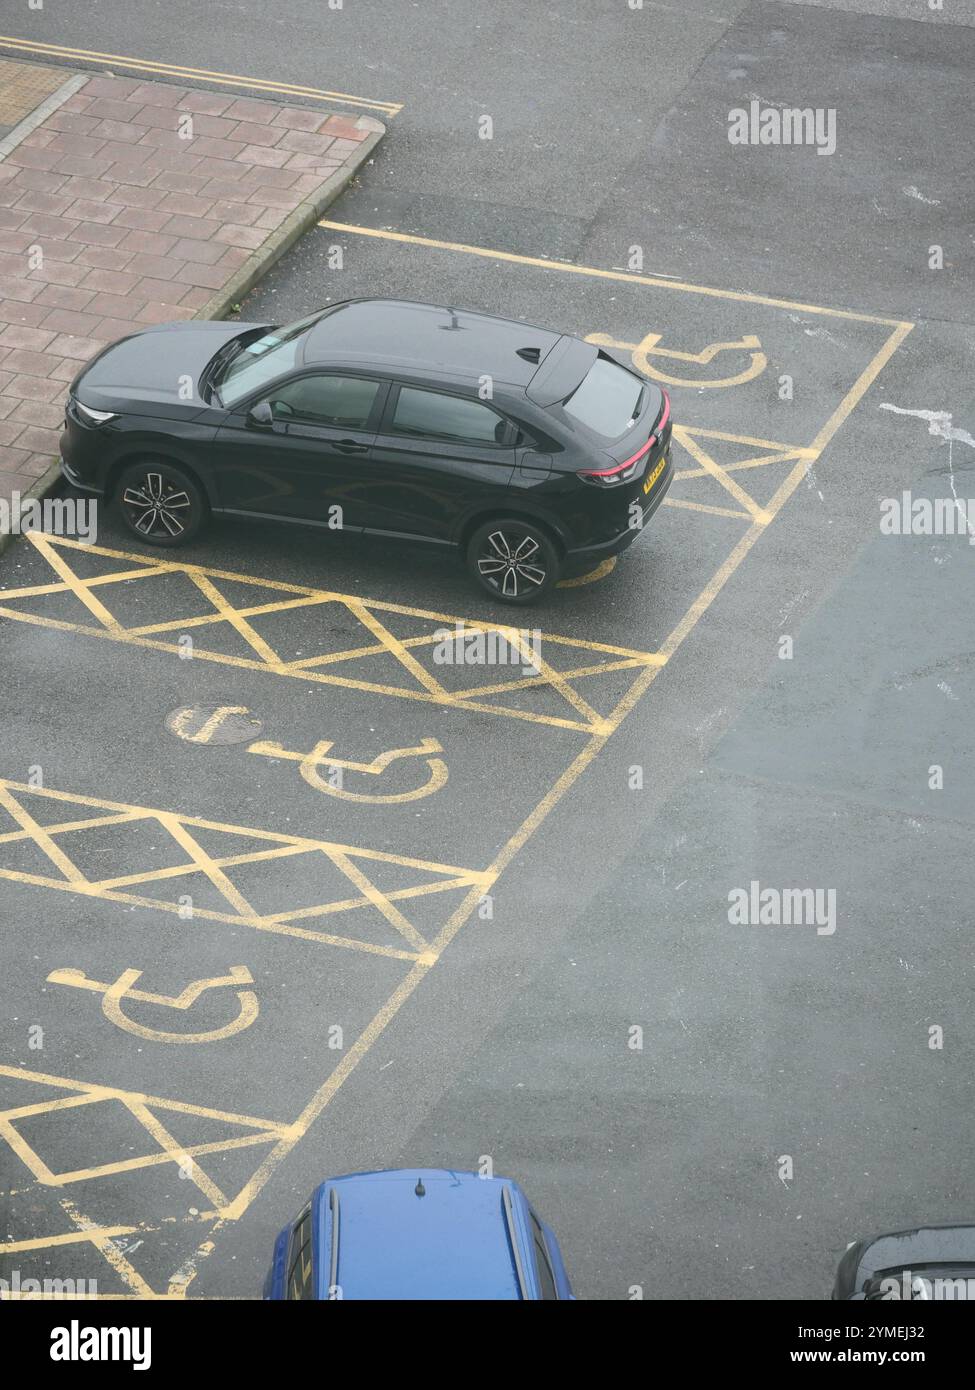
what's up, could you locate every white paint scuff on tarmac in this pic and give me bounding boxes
[879,404,975,545]
[879,404,975,450]
[902,186,941,205]
[788,313,843,347]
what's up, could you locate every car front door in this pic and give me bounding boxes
[363,383,517,544]
[211,373,387,530]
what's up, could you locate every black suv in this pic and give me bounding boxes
[60,297,674,604]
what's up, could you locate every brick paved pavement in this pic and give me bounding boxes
[0,62,384,526]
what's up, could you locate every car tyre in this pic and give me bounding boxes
[467,517,561,604]
[115,459,207,547]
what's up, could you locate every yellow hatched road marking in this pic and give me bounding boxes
[455,655,651,702]
[1,563,170,601]
[59,1200,155,1299]
[2,534,663,734]
[93,841,310,890]
[128,1102,230,1210]
[674,453,800,481]
[326,848,430,952]
[0,778,489,957]
[664,497,752,521]
[672,424,772,524]
[187,570,283,668]
[0,782,86,885]
[0,810,145,844]
[345,597,448,697]
[0,869,426,957]
[128,593,332,638]
[156,813,259,919]
[1,1223,138,1256]
[0,1063,290,1216]
[28,532,120,630]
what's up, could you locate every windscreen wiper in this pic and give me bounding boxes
[201,338,243,404]
[203,326,277,404]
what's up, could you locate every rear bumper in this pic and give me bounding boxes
[566,448,673,565]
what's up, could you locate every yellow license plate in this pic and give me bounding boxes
[643,455,666,495]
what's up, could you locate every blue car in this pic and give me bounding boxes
[263,1169,574,1300]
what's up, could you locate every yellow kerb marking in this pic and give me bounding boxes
[557,556,618,587]
[0,34,403,114]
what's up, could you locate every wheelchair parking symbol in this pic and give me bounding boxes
[47,965,259,1043]
[248,736,448,804]
[586,330,767,388]
[166,704,448,805]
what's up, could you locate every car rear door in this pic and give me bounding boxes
[211,373,387,529]
[362,383,517,544]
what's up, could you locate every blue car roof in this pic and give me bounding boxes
[315,1170,527,1300]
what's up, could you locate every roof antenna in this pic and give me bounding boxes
[415,1178,426,1197]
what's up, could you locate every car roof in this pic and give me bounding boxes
[303,298,562,390]
[313,1169,530,1299]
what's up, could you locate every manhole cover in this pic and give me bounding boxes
[165,705,263,745]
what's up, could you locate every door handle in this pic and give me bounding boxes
[335,440,368,454]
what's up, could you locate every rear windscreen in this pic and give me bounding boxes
[562,357,643,439]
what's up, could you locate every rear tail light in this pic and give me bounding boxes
[649,390,671,444]
[577,391,671,487]
[578,440,652,486]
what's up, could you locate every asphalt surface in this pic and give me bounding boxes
[1,1,974,1301]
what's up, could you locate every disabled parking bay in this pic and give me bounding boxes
[0,228,913,1296]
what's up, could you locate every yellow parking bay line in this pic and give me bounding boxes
[0,35,402,115]
[319,220,913,326]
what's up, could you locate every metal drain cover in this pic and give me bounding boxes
[165,705,263,745]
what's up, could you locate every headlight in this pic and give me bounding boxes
[74,400,118,426]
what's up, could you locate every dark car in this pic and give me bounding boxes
[832,1222,975,1299]
[263,1169,574,1300]
[60,298,673,604]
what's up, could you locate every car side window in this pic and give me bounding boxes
[530,1212,558,1300]
[286,1206,314,1300]
[390,386,508,446]
[269,375,380,430]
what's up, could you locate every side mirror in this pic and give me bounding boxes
[247,400,274,428]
